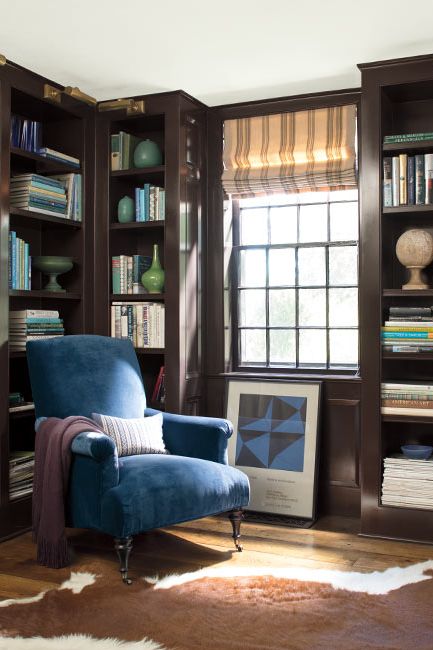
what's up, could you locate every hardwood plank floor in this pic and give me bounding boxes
[0,515,432,600]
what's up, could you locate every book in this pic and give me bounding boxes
[399,154,407,205]
[111,134,120,171]
[392,156,399,206]
[384,133,433,143]
[382,331,433,339]
[381,406,433,417]
[381,399,433,408]
[383,157,392,207]
[389,306,432,316]
[425,153,433,204]
[9,402,35,413]
[382,381,433,391]
[38,147,80,167]
[415,154,425,204]
[407,156,415,205]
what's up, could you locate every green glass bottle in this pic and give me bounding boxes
[141,244,165,293]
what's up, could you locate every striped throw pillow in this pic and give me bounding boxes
[91,412,168,457]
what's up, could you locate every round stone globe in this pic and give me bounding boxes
[396,228,433,290]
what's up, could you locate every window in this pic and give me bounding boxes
[232,189,359,371]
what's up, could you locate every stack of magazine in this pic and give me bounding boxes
[9,451,34,501]
[382,455,433,509]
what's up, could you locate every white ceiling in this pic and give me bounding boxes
[1,0,433,106]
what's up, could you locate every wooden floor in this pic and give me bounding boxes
[0,515,432,599]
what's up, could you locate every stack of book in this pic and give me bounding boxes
[10,115,41,152]
[10,174,67,218]
[111,302,164,348]
[38,148,80,169]
[382,306,433,353]
[134,185,165,221]
[50,174,82,221]
[383,151,433,206]
[112,255,152,294]
[382,454,433,510]
[9,451,35,501]
[9,392,34,413]
[111,131,140,170]
[381,382,433,416]
[9,309,65,352]
[8,231,31,290]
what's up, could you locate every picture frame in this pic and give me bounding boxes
[226,378,322,521]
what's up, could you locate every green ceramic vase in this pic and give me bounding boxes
[141,244,165,293]
[133,139,162,168]
[117,196,135,223]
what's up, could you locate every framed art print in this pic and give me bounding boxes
[226,379,321,520]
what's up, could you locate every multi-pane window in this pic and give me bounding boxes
[233,190,359,370]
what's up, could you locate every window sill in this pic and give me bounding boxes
[219,369,361,381]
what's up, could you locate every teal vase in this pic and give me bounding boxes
[141,244,165,293]
[117,196,134,223]
[133,139,162,168]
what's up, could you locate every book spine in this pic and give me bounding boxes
[407,156,415,205]
[112,257,121,294]
[383,157,392,207]
[144,184,150,221]
[139,189,145,221]
[425,153,433,204]
[132,305,137,347]
[119,255,126,294]
[127,257,133,294]
[127,305,133,342]
[399,154,407,205]
[392,157,399,206]
[24,243,29,291]
[8,233,12,289]
[135,188,140,221]
[381,399,433,408]
[382,327,433,332]
[389,306,432,316]
[11,231,16,290]
[415,154,425,204]
[382,332,433,338]
[111,134,120,171]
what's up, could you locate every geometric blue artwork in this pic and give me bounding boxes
[235,394,307,472]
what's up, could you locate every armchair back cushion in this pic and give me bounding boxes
[27,335,146,419]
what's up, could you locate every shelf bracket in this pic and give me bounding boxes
[0,54,6,66]
[63,86,97,106]
[43,84,62,104]
[98,98,145,116]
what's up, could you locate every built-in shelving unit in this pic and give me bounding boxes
[359,53,433,543]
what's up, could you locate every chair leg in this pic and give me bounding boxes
[228,509,244,552]
[114,536,133,585]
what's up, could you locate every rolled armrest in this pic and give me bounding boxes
[71,431,116,461]
[145,408,233,464]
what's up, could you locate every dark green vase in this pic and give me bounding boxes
[141,244,165,293]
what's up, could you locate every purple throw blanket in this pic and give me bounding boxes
[32,415,106,568]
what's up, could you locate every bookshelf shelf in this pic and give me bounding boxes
[382,289,433,297]
[382,413,433,424]
[382,352,433,360]
[9,351,26,358]
[9,290,82,300]
[383,139,433,153]
[10,147,81,173]
[383,205,433,215]
[135,348,165,355]
[111,166,164,179]
[10,207,82,229]
[111,293,164,301]
[110,221,165,230]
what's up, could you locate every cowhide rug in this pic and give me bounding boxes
[1,561,433,649]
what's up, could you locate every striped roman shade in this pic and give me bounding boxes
[222,104,357,197]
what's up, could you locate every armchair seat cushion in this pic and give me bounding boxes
[98,454,250,538]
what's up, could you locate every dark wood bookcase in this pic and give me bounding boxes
[0,60,205,540]
[359,54,433,542]
[93,91,205,415]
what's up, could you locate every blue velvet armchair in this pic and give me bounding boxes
[26,335,250,583]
